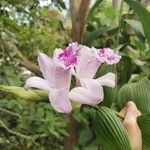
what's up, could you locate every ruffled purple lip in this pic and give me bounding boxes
[98,48,121,64]
[57,43,79,68]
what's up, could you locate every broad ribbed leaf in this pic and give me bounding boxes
[0,85,48,101]
[117,77,150,113]
[94,107,131,150]
[125,0,150,47]
[101,87,118,107]
[96,64,118,107]
[138,114,150,150]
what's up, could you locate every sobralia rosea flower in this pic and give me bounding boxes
[68,45,120,105]
[25,43,79,113]
[25,43,121,113]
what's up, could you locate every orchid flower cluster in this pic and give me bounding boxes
[25,43,121,113]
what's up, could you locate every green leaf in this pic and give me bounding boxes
[5,0,27,5]
[94,107,131,150]
[78,128,93,146]
[125,19,145,43]
[87,0,103,19]
[83,27,111,46]
[117,77,150,113]
[117,55,132,86]
[125,19,144,36]
[96,63,116,77]
[125,0,150,47]
[2,17,20,32]
[35,108,45,118]
[0,85,48,101]
[102,87,118,107]
[96,64,118,107]
[104,6,116,20]
[138,114,150,150]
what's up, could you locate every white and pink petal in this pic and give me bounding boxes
[49,88,72,113]
[69,86,103,105]
[97,48,121,64]
[80,78,103,99]
[54,66,71,89]
[96,72,116,87]
[24,76,51,91]
[38,53,55,85]
[38,53,72,89]
[76,46,101,79]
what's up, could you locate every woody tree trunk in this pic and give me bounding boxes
[70,0,91,42]
[64,0,91,150]
[112,0,121,11]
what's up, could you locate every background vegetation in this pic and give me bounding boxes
[0,0,150,149]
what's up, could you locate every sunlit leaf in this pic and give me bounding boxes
[0,85,48,101]
[125,0,150,47]
[87,0,103,19]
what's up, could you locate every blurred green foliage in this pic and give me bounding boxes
[0,0,70,149]
[0,0,150,149]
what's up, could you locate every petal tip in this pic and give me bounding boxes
[38,52,46,60]
[24,79,30,89]
[54,105,72,114]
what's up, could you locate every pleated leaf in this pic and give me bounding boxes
[117,77,150,113]
[94,107,131,150]
[138,114,150,150]
[96,64,118,107]
[0,85,48,101]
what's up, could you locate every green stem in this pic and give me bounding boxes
[0,107,21,118]
[0,120,31,140]
[116,0,124,50]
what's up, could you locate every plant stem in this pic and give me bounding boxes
[0,107,21,118]
[64,114,79,150]
[116,0,124,50]
[0,120,31,140]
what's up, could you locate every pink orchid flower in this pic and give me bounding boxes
[25,43,79,113]
[25,43,121,113]
[68,46,121,105]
